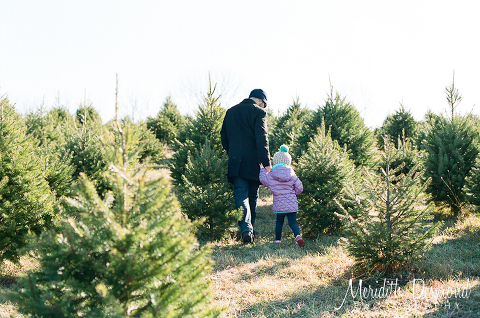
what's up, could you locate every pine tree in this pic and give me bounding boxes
[178,139,240,240]
[76,104,103,129]
[24,106,76,199]
[297,86,375,167]
[375,103,417,149]
[375,132,423,179]
[5,107,219,317]
[62,124,110,196]
[336,138,439,274]
[269,97,312,156]
[0,99,56,263]
[296,120,357,236]
[423,79,478,217]
[170,80,225,186]
[463,157,480,208]
[146,96,185,146]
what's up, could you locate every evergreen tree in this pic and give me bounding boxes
[146,96,185,145]
[269,97,312,156]
[296,120,357,236]
[374,132,423,179]
[463,157,480,208]
[76,104,103,130]
[297,87,375,167]
[170,80,225,186]
[375,103,417,149]
[106,117,164,165]
[5,117,219,317]
[62,124,110,197]
[336,138,439,274]
[423,80,478,217]
[0,99,56,263]
[24,106,75,199]
[178,139,240,240]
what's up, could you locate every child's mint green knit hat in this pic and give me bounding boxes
[273,145,292,166]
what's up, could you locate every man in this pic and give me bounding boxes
[220,89,271,243]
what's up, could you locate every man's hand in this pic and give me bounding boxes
[265,166,271,173]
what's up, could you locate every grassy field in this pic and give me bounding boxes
[208,186,480,317]
[2,185,480,317]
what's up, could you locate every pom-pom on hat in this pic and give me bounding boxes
[273,144,292,166]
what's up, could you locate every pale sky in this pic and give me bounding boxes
[1,1,479,128]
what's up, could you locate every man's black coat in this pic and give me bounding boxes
[220,98,271,183]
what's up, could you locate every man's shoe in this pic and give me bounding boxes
[242,231,254,243]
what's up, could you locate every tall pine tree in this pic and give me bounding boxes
[0,99,56,263]
[336,137,439,274]
[297,86,375,167]
[268,97,312,156]
[170,79,225,185]
[5,103,219,317]
[170,80,238,240]
[423,79,478,217]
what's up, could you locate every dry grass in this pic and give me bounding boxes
[0,256,39,318]
[208,187,480,317]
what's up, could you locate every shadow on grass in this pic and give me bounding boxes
[212,196,480,317]
[421,282,480,318]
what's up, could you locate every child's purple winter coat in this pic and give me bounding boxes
[259,165,303,213]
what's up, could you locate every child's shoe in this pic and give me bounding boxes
[273,240,281,244]
[295,235,304,247]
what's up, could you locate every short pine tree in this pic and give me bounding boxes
[62,123,111,197]
[269,97,312,156]
[297,87,375,167]
[375,103,417,149]
[5,119,219,317]
[296,120,357,236]
[374,132,423,179]
[0,99,56,263]
[76,104,103,129]
[106,117,165,165]
[336,138,439,274]
[146,96,185,145]
[178,139,240,240]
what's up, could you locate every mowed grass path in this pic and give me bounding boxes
[209,186,480,318]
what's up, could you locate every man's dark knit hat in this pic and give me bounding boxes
[249,89,268,106]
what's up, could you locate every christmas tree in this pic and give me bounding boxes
[268,97,312,155]
[375,103,417,149]
[5,105,219,317]
[422,79,478,217]
[170,79,225,185]
[0,99,56,263]
[146,96,185,146]
[296,86,375,167]
[178,139,240,240]
[296,119,357,236]
[336,138,439,274]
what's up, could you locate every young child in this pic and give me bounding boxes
[259,145,304,246]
